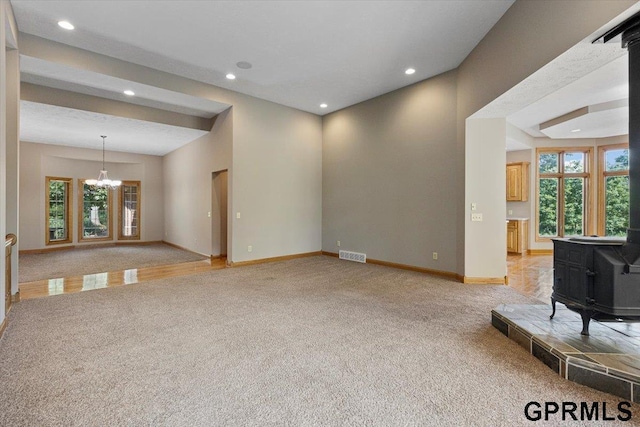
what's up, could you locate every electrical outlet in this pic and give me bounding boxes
[208,211,211,218]
[248,245,252,252]
[433,252,438,260]
[508,210,513,215]
[337,240,341,247]
[471,213,483,222]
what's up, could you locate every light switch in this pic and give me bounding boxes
[236,212,241,219]
[471,203,477,211]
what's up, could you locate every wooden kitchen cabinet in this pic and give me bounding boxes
[506,162,529,201]
[507,219,528,254]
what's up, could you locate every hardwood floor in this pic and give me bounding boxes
[19,258,227,300]
[506,253,553,303]
[19,253,553,302]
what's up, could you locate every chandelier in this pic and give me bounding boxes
[85,135,121,189]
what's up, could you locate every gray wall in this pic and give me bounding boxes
[323,0,637,278]
[163,108,233,256]
[455,0,636,277]
[231,93,322,263]
[20,141,164,250]
[164,96,323,261]
[323,71,458,273]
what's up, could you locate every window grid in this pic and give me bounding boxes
[598,144,630,237]
[79,179,113,242]
[119,181,141,240]
[46,177,73,245]
[536,148,592,241]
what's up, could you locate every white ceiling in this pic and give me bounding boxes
[20,101,209,156]
[508,54,629,140]
[18,55,229,154]
[21,56,231,119]
[11,0,515,116]
[9,0,636,156]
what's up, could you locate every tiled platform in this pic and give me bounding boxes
[492,304,640,401]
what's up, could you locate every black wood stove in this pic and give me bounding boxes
[551,12,640,335]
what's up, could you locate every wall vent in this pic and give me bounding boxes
[339,250,366,263]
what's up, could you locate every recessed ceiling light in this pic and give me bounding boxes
[571,128,581,133]
[320,103,328,108]
[58,20,74,30]
[123,90,135,96]
[236,61,252,70]
[405,68,416,75]
[226,73,236,80]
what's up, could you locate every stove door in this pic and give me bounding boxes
[553,240,593,307]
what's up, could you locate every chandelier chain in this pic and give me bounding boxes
[101,135,106,170]
[86,135,121,189]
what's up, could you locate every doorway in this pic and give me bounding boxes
[211,170,228,258]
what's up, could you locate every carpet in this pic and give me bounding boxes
[1,256,636,426]
[18,243,208,283]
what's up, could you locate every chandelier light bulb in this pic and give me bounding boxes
[58,20,74,30]
[87,136,121,189]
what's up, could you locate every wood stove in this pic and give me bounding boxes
[550,236,640,335]
[551,12,640,335]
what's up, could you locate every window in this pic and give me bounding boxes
[536,148,593,240]
[598,144,629,237]
[79,179,112,241]
[45,177,72,245]
[118,181,141,240]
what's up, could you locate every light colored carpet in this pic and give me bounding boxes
[1,256,635,426]
[19,243,208,283]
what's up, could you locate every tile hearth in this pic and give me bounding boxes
[492,304,640,401]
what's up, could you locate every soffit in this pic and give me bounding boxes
[21,101,209,156]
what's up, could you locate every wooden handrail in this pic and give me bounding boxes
[5,234,17,249]
[5,234,17,312]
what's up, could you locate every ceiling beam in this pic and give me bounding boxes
[18,33,237,106]
[3,2,18,49]
[539,107,588,131]
[21,82,214,131]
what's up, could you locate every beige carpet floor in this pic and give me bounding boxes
[19,243,208,283]
[1,256,636,426]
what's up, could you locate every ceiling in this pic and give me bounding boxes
[9,0,521,155]
[21,56,230,119]
[8,1,634,156]
[11,0,515,115]
[508,54,629,141]
[20,101,209,156]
